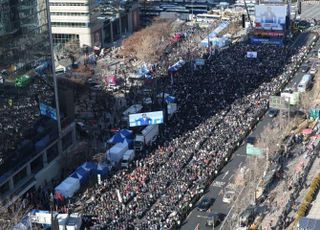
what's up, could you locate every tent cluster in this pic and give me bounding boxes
[200,21,230,48]
[54,161,110,199]
[108,129,134,146]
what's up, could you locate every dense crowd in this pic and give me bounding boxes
[0,77,54,171]
[73,25,313,229]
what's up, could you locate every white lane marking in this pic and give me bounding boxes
[222,170,229,180]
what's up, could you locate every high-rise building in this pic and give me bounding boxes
[0,0,76,205]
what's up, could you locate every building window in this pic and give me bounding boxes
[47,143,59,163]
[13,167,27,186]
[0,182,10,196]
[31,155,44,174]
[53,34,79,45]
[51,12,89,17]
[62,131,73,150]
[49,2,88,6]
[51,22,88,28]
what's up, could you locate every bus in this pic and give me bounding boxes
[318,48,320,59]
[195,13,221,22]
[297,74,312,92]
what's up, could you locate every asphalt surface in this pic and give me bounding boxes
[180,32,320,230]
[301,3,320,20]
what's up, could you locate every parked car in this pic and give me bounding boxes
[301,64,310,73]
[222,190,235,204]
[197,197,214,212]
[267,108,279,118]
[246,136,256,145]
[206,212,226,227]
[239,206,255,227]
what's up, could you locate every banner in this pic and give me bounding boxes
[255,5,287,31]
[129,111,164,127]
[247,51,258,58]
[254,30,285,37]
[39,103,57,120]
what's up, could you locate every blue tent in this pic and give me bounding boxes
[119,129,133,139]
[96,163,109,177]
[74,167,90,184]
[108,132,126,144]
[165,95,176,103]
[81,161,97,173]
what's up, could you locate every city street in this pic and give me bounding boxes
[181,31,319,230]
[301,2,320,20]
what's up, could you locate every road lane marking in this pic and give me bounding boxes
[212,181,225,188]
[222,170,229,180]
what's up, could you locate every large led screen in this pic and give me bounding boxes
[129,111,164,127]
[255,5,287,31]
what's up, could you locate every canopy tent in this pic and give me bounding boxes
[104,75,118,86]
[73,166,90,185]
[168,60,185,73]
[122,138,133,149]
[97,163,109,177]
[81,161,97,173]
[108,132,126,144]
[119,129,133,139]
[108,129,134,144]
[55,177,80,198]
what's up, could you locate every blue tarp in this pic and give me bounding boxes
[96,163,109,177]
[108,132,126,144]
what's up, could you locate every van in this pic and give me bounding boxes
[121,150,135,168]
[297,74,312,92]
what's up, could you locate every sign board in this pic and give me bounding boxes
[269,96,289,110]
[195,58,205,66]
[129,111,164,127]
[39,103,57,120]
[280,92,299,105]
[246,144,264,156]
[247,51,258,58]
[255,5,287,31]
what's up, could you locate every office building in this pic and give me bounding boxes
[0,0,76,205]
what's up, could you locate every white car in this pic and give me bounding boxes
[223,190,235,204]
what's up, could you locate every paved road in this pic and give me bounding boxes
[301,3,320,20]
[180,32,319,230]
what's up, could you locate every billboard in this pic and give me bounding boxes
[250,37,284,46]
[129,111,164,127]
[247,51,258,58]
[39,103,57,120]
[255,5,287,31]
[254,30,285,37]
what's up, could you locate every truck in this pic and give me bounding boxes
[106,142,128,164]
[134,125,159,151]
[297,74,312,92]
[121,149,135,168]
[121,104,143,127]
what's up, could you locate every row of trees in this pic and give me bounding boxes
[120,19,180,63]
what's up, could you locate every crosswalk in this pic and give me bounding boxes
[211,181,226,188]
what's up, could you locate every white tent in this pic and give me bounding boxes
[55,177,80,198]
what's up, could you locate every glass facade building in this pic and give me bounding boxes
[0,0,69,203]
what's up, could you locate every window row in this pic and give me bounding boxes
[51,22,89,28]
[51,12,89,17]
[50,2,88,6]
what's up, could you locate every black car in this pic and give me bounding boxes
[267,108,279,118]
[301,64,310,73]
[246,136,256,145]
[206,212,226,227]
[197,197,214,212]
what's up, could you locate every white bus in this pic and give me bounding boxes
[297,74,312,92]
[195,13,221,22]
[318,48,320,59]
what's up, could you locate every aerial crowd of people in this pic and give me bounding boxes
[72,23,314,229]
